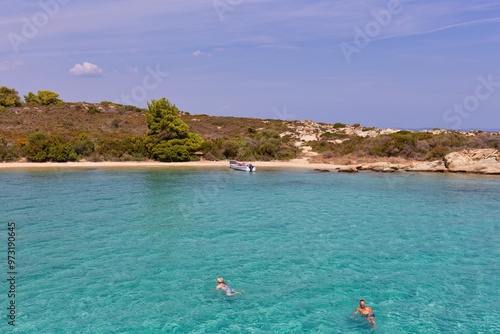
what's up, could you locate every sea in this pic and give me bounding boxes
[0,167,499,333]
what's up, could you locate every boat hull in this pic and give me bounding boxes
[229,161,256,172]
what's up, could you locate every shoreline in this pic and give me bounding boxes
[0,159,499,175]
[0,160,344,170]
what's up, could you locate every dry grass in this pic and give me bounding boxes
[0,104,290,144]
[0,103,147,143]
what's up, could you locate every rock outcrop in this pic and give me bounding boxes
[313,168,331,172]
[338,166,358,173]
[406,160,447,173]
[331,149,500,175]
[443,149,500,174]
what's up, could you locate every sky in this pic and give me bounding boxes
[1,0,500,130]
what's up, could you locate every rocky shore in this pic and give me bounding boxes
[2,149,498,176]
[332,149,500,175]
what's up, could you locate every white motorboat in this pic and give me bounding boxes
[229,160,256,172]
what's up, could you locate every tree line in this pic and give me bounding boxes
[0,87,63,111]
[0,86,204,162]
[2,85,499,164]
[0,85,300,163]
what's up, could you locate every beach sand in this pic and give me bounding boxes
[0,160,343,170]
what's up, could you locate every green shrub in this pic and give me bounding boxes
[47,142,77,162]
[200,138,224,160]
[24,90,63,106]
[24,92,40,105]
[23,133,50,162]
[38,90,63,105]
[257,130,280,139]
[309,140,335,154]
[277,149,296,160]
[122,136,149,159]
[333,122,346,129]
[151,139,190,162]
[95,136,149,161]
[438,132,466,148]
[339,136,365,155]
[426,145,449,160]
[88,106,101,114]
[257,138,281,158]
[23,133,79,162]
[0,137,19,162]
[73,133,95,157]
[221,139,241,159]
[0,87,22,107]
[321,132,349,139]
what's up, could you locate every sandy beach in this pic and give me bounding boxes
[0,160,344,170]
[2,153,499,175]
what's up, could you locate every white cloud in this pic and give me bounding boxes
[192,50,211,57]
[69,62,104,77]
[0,60,23,72]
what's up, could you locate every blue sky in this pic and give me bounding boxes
[1,0,500,130]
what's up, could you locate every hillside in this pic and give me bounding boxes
[1,102,499,164]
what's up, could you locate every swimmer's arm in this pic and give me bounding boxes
[351,308,360,317]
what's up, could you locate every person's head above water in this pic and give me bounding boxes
[217,277,225,283]
[359,300,366,308]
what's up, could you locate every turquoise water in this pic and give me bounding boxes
[1,168,499,333]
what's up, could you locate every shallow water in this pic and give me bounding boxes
[1,168,499,333]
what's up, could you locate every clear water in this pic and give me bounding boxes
[0,168,499,333]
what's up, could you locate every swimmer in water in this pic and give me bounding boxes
[352,299,376,329]
[215,277,242,296]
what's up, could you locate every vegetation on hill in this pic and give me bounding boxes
[145,98,203,162]
[0,85,499,163]
[309,129,500,162]
[187,115,300,161]
[0,87,22,111]
[24,90,64,106]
